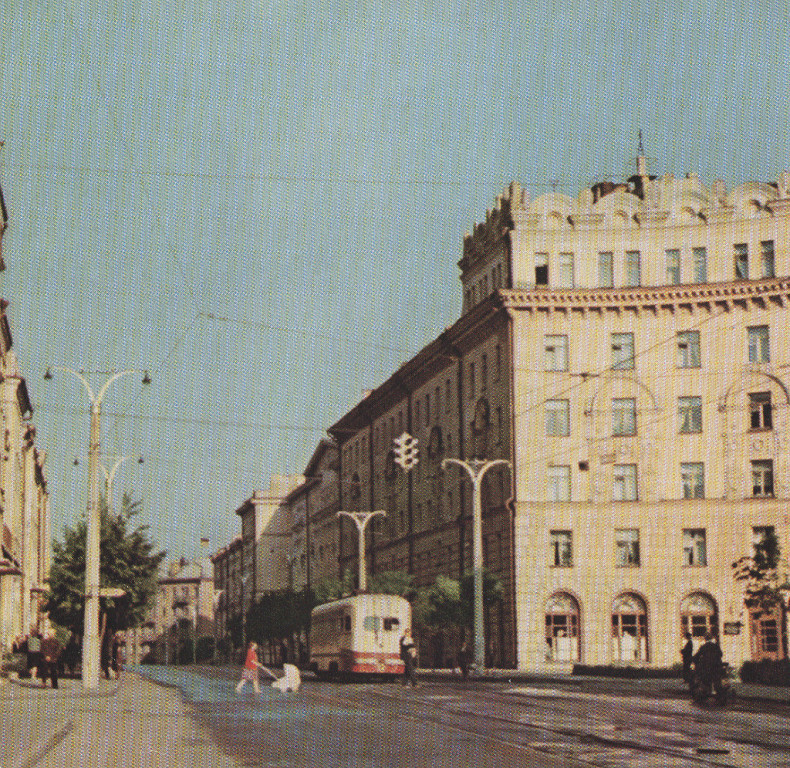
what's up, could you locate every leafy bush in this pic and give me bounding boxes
[739,659,790,685]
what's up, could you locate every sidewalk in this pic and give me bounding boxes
[0,672,239,768]
[417,666,790,704]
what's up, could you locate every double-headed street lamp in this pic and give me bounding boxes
[45,366,150,689]
[441,457,511,674]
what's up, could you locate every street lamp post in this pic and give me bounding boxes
[45,366,150,689]
[441,457,511,673]
[337,510,386,592]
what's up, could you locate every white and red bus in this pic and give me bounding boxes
[309,593,411,679]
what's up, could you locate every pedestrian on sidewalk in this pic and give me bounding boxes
[26,628,42,680]
[680,631,694,685]
[399,629,418,687]
[39,631,62,689]
[235,641,263,694]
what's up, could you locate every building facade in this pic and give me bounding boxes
[329,156,790,671]
[0,180,50,653]
[211,535,243,657]
[140,557,215,664]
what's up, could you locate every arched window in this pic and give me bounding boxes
[680,592,718,652]
[612,593,647,662]
[545,592,580,663]
[472,398,491,458]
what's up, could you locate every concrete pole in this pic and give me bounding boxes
[442,458,511,673]
[337,511,386,592]
[83,401,102,689]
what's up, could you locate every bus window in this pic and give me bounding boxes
[363,616,381,632]
[383,618,400,631]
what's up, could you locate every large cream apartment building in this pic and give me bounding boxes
[330,155,790,671]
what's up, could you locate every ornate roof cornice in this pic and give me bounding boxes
[499,278,790,313]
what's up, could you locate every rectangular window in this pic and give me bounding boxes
[434,386,440,420]
[693,247,708,282]
[547,466,571,502]
[748,325,770,363]
[625,251,641,286]
[598,251,614,287]
[425,393,431,425]
[535,252,548,286]
[613,464,638,501]
[749,392,773,430]
[495,344,502,381]
[681,462,705,499]
[677,331,701,368]
[666,249,681,284]
[445,379,452,412]
[678,396,702,433]
[752,460,774,497]
[761,240,775,278]
[550,529,572,566]
[612,398,636,436]
[468,362,475,398]
[481,354,488,392]
[615,528,640,567]
[611,333,635,370]
[545,400,570,437]
[753,526,775,552]
[558,252,575,288]
[683,529,707,566]
[735,243,749,279]
[544,335,569,371]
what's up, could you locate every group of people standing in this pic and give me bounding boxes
[681,631,726,698]
[12,628,64,688]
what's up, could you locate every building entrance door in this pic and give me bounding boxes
[750,606,787,661]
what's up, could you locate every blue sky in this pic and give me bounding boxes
[1,0,788,560]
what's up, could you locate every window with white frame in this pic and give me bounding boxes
[612,398,636,436]
[735,243,749,279]
[666,249,680,284]
[625,251,641,286]
[547,465,571,502]
[615,528,640,567]
[751,460,774,497]
[681,462,705,499]
[558,252,575,288]
[692,247,708,282]
[545,399,570,437]
[613,464,638,501]
[683,529,707,566]
[611,333,635,370]
[550,529,572,566]
[748,325,770,363]
[761,240,775,278]
[677,331,701,368]
[544,335,568,371]
[678,396,702,433]
[598,251,613,287]
[749,392,772,430]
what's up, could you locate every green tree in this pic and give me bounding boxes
[415,570,503,632]
[733,527,790,617]
[45,492,166,638]
[311,569,355,604]
[368,570,414,597]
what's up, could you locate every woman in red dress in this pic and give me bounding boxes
[235,641,262,694]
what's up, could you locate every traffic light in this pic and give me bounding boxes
[392,432,419,471]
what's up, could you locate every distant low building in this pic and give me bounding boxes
[138,557,214,664]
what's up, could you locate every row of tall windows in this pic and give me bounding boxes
[543,325,771,372]
[546,591,721,664]
[465,262,505,309]
[535,241,776,289]
[551,526,773,569]
[545,391,773,438]
[546,459,774,501]
[467,345,503,400]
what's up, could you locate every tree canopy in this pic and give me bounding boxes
[45,492,166,637]
[414,570,503,632]
[733,527,790,617]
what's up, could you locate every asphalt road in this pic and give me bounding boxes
[136,666,790,768]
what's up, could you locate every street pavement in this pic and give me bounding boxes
[2,666,789,768]
[0,671,238,768]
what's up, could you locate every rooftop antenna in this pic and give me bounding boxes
[635,130,649,179]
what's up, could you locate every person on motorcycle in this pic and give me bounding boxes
[691,633,725,700]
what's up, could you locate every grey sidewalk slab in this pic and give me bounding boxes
[1,673,239,768]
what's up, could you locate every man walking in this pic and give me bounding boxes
[39,631,62,689]
[399,629,418,687]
